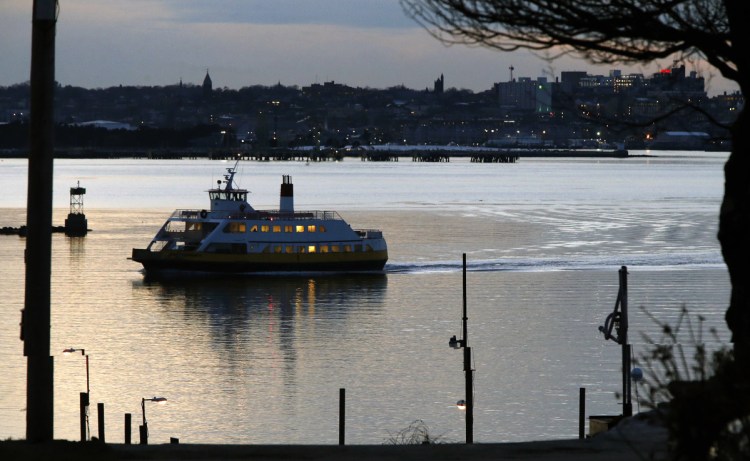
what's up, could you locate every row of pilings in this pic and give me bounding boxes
[1,147,628,161]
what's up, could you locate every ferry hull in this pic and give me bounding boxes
[132,248,388,273]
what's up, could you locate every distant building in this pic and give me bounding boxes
[559,71,587,95]
[202,70,213,98]
[434,74,444,95]
[494,77,552,113]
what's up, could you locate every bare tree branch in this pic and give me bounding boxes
[400,0,739,83]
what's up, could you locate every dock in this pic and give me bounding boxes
[0,147,628,161]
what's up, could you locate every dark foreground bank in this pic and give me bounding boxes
[1,415,667,461]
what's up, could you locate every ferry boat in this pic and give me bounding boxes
[131,163,388,274]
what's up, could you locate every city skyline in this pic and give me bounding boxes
[1,0,739,96]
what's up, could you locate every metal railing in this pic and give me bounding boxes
[170,209,344,221]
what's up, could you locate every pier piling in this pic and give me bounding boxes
[97,402,105,443]
[339,388,346,446]
[79,392,88,441]
[124,413,132,444]
[579,387,586,439]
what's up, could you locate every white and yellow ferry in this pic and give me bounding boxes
[131,163,388,274]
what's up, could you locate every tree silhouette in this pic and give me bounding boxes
[401,0,749,457]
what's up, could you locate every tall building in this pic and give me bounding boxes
[434,74,444,95]
[202,69,213,98]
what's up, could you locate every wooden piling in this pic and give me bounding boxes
[79,392,88,442]
[339,388,345,446]
[124,413,131,444]
[97,402,105,443]
[579,387,586,439]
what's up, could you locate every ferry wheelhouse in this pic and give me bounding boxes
[131,163,388,274]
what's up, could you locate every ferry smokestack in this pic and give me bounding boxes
[280,175,294,213]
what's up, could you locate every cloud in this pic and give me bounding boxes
[159,0,416,28]
[1,0,739,96]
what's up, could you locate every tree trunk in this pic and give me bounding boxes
[719,103,750,362]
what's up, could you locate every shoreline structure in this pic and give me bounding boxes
[0,146,632,161]
[0,412,668,460]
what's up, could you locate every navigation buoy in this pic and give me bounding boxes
[64,181,88,236]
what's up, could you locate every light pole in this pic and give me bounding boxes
[140,396,167,445]
[598,266,632,417]
[62,347,89,441]
[448,253,473,444]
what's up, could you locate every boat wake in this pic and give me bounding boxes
[385,252,724,274]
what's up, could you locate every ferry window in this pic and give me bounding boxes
[250,225,258,232]
[344,245,352,252]
[307,225,316,233]
[284,225,293,233]
[365,244,373,252]
[331,245,340,253]
[224,222,246,233]
[296,225,305,233]
[274,245,282,253]
[187,222,202,231]
[319,225,326,232]
[308,245,317,253]
[320,245,329,253]
[298,246,306,254]
[285,245,294,254]
[166,222,184,233]
[273,225,281,233]
[261,225,270,232]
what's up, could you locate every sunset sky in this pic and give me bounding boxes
[1,0,738,95]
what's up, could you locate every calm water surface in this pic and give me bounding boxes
[0,152,731,443]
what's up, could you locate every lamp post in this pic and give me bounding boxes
[62,347,89,441]
[140,396,167,445]
[598,266,632,417]
[448,253,473,444]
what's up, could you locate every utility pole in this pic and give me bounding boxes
[23,0,57,442]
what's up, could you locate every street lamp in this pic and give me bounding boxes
[448,253,473,444]
[140,396,167,445]
[62,347,89,441]
[62,348,89,394]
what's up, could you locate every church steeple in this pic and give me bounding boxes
[202,69,213,98]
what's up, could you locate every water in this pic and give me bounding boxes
[0,152,732,444]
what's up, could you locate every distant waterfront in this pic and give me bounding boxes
[0,152,731,444]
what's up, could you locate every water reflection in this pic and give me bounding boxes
[131,274,388,377]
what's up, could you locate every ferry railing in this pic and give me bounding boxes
[170,209,345,221]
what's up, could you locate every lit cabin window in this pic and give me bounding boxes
[319,225,326,232]
[273,225,281,233]
[261,225,270,232]
[308,245,317,253]
[285,245,294,254]
[320,245,329,253]
[284,225,293,233]
[296,225,305,233]
[224,222,246,233]
[274,245,282,253]
[187,222,202,231]
[331,245,340,253]
[297,246,306,254]
[344,245,352,252]
[250,225,258,232]
[166,222,184,233]
[307,225,316,233]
